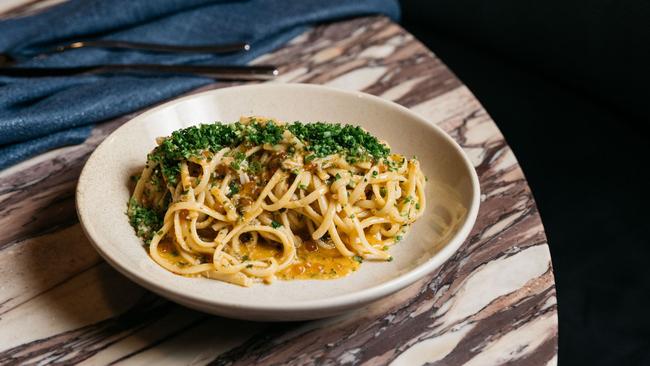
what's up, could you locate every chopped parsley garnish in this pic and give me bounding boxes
[335,173,342,180]
[271,220,282,228]
[287,122,389,162]
[160,162,180,186]
[127,199,163,244]
[372,171,378,177]
[395,235,403,242]
[353,255,363,263]
[149,120,282,183]
[230,151,247,170]
[228,181,240,197]
[247,160,262,174]
[242,120,284,145]
[299,184,308,190]
[415,203,421,210]
[242,255,250,261]
[383,158,400,172]
[146,119,390,186]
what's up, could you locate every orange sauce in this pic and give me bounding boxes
[240,240,360,280]
[154,238,360,280]
[156,239,190,266]
[277,241,359,280]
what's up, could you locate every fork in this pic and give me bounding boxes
[0,40,250,66]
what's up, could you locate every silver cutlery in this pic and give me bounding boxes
[0,64,279,80]
[0,41,250,67]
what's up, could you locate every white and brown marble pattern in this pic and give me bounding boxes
[0,12,558,366]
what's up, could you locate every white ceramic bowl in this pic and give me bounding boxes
[76,83,480,321]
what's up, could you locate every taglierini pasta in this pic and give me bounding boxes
[128,116,426,287]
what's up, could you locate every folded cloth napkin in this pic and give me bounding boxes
[0,0,399,170]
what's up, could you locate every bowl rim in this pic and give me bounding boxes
[76,82,480,314]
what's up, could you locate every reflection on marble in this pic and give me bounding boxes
[0,10,557,366]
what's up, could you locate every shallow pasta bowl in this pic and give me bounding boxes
[76,83,480,321]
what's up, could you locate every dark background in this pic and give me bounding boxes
[398,1,650,365]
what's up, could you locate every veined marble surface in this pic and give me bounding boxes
[0,10,558,366]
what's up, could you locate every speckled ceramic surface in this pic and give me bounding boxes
[0,3,557,363]
[76,83,480,321]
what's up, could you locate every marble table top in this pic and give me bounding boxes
[0,7,558,366]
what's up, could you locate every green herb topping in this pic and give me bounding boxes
[228,181,240,197]
[247,160,262,174]
[147,120,390,184]
[288,122,389,163]
[127,198,163,244]
[230,151,246,170]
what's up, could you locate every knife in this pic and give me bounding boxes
[0,64,279,80]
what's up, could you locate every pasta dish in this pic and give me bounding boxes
[128,117,426,286]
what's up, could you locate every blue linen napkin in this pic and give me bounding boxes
[0,0,399,170]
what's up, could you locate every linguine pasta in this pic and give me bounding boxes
[128,117,426,286]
